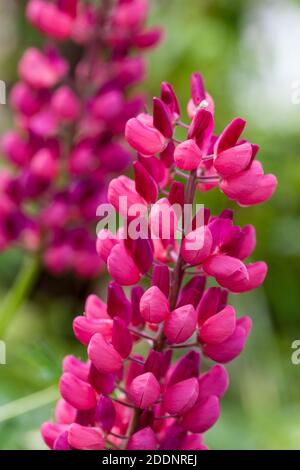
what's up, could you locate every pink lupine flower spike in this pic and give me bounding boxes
[42,72,276,450]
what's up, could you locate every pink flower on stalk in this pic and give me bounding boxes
[140,286,170,323]
[187,72,215,118]
[42,72,276,450]
[26,0,76,41]
[125,115,168,156]
[19,47,68,89]
[220,161,277,206]
[164,305,197,344]
[174,139,202,171]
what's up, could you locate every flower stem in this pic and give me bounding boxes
[156,170,197,350]
[0,255,40,338]
[125,170,198,442]
[0,385,58,423]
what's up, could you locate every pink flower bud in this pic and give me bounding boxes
[197,287,221,326]
[163,377,199,415]
[128,238,153,275]
[213,118,252,177]
[174,139,202,170]
[84,294,109,320]
[207,216,235,251]
[108,243,141,285]
[51,86,80,121]
[160,140,175,167]
[30,148,58,181]
[129,372,160,408]
[54,399,77,425]
[1,131,31,166]
[100,143,131,173]
[152,237,178,264]
[112,316,133,358]
[88,333,123,373]
[203,325,247,363]
[214,141,252,178]
[140,286,170,323]
[143,350,165,380]
[220,161,277,206]
[151,265,170,298]
[40,422,68,449]
[90,91,123,121]
[181,395,220,433]
[107,282,132,323]
[53,431,71,450]
[149,198,178,239]
[26,0,74,40]
[215,117,246,154]
[177,275,206,309]
[161,82,180,118]
[72,408,94,427]
[168,181,185,211]
[199,305,236,344]
[133,27,163,49]
[71,4,95,44]
[227,224,256,260]
[96,230,118,263]
[188,108,214,154]
[62,355,89,382]
[179,434,208,451]
[127,427,157,450]
[68,423,105,450]
[138,153,168,185]
[197,365,229,401]
[188,73,215,119]
[108,175,147,218]
[59,0,78,17]
[73,316,113,345]
[181,226,213,266]
[153,97,173,138]
[29,110,58,138]
[89,364,115,395]
[59,372,97,410]
[69,141,94,175]
[131,286,145,327]
[95,396,116,433]
[10,81,43,116]
[203,254,249,288]
[168,351,200,387]
[164,304,197,344]
[134,161,158,203]
[190,72,206,105]
[125,355,145,390]
[113,0,148,29]
[125,116,167,155]
[19,48,67,89]
[228,261,267,293]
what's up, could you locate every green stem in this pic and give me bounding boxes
[0,255,40,338]
[0,386,58,423]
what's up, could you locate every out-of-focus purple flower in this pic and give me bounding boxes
[0,0,162,278]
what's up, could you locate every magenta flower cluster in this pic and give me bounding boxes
[41,73,277,450]
[0,0,161,278]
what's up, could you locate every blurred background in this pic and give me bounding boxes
[0,0,300,449]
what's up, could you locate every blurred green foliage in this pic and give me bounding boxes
[0,0,300,449]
